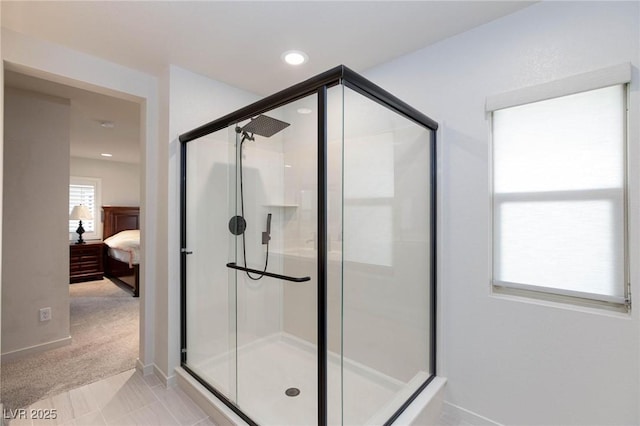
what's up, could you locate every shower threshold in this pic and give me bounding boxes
[181,332,434,425]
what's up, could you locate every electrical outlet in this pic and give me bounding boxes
[39,307,51,322]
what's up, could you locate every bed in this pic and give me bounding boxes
[102,206,140,297]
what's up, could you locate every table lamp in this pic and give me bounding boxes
[69,205,92,244]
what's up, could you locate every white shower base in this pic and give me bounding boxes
[184,332,430,425]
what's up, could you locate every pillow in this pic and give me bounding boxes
[104,229,140,249]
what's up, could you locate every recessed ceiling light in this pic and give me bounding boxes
[101,153,113,157]
[285,164,293,168]
[100,121,115,128]
[282,50,308,66]
[297,108,312,115]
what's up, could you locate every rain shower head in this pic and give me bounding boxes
[241,114,290,138]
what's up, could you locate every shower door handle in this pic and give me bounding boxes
[226,263,310,283]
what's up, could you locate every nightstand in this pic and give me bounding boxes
[70,241,104,283]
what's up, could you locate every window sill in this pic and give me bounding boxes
[491,284,631,317]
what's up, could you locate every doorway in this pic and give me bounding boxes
[1,69,145,410]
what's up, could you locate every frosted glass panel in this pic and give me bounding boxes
[492,84,626,301]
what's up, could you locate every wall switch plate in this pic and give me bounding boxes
[39,307,51,322]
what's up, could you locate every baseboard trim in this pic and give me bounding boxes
[1,336,72,362]
[153,364,176,387]
[442,401,503,426]
[136,359,154,376]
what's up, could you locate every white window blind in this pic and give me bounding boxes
[69,177,101,240]
[492,84,627,304]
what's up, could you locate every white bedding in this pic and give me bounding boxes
[104,229,140,267]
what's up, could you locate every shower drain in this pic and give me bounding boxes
[285,387,300,397]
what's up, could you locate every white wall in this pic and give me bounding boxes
[69,157,141,241]
[365,2,639,424]
[2,87,70,355]
[70,156,140,206]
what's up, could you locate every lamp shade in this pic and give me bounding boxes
[69,205,92,220]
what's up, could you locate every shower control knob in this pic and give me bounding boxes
[228,215,247,235]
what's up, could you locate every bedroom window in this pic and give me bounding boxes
[490,78,629,310]
[69,176,102,241]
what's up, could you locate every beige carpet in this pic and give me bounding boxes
[1,278,139,410]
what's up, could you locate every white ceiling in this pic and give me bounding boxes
[1,1,535,164]
[5,70,141,164]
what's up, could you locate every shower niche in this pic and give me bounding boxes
[180,66,437,425]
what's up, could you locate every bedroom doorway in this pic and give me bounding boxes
[1,68,145,411]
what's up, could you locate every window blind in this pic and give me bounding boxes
[69,184,96,233]
[492,84,627,304]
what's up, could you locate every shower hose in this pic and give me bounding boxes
[239,135,269,281]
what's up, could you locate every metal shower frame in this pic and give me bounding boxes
[178,65,438,426]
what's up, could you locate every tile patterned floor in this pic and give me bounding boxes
[5,369,217,426]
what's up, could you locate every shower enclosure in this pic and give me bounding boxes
[179,65,437,425]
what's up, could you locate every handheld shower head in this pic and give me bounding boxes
[262,213,272,245]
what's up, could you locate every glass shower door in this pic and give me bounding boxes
[230,95,319,425]
[184,125,238,402]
